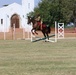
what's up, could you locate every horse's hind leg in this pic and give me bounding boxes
[46,33,49,40]
[42,31,47,42]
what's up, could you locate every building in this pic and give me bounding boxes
[0,0,34,32]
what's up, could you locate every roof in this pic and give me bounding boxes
[0,3,22,14]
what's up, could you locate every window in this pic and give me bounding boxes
[28,3,30,9]
[1,19,3,24]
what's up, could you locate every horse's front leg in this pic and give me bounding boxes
[31,29,35,35]
[34,30,38,35]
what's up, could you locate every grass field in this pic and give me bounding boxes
[0,39,76,75]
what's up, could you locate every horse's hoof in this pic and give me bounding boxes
[45,40,47,42]
[45,39,49,42]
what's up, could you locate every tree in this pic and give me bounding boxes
[28,0,76,26]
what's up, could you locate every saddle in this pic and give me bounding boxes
[37,21,46,29]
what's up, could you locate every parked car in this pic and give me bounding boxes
[67,22,74,27]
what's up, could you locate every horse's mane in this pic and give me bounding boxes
[31,16,36,21]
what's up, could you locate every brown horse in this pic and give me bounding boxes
[27,16,51,40]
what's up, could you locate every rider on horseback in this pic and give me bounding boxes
[35,14,43,30]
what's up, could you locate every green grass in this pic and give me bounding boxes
[0,39,76,75]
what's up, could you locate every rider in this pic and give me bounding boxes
[35,14,43,30]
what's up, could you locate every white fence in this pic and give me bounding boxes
[0,21,65,41]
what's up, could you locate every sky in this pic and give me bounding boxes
[0,0,41,8]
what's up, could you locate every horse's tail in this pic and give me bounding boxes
[47,25,51,33]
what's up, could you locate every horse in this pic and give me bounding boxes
[27,16,51,41]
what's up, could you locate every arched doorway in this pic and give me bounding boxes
[11,14,20,28]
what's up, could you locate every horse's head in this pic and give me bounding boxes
[27,16,36,25]
[27,16,32,24]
